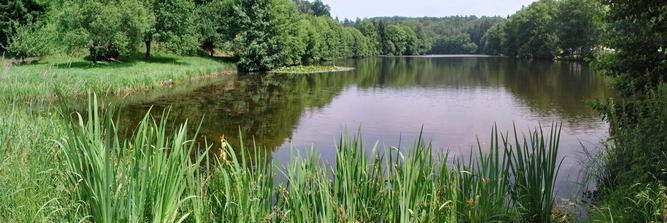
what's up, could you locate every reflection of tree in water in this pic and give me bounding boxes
[345,57,612,130]
[117,57,611,154]
[119,72,354,151]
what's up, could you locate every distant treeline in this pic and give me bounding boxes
[347,16,504,55]
[483,0,603,59]
[0,0,603,71]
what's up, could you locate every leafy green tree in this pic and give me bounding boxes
[481,23,504,55]
[501,0,558,59]
[345,27,374,57]
[144,0,200,58]
[221,0,304,71]
[57,0,153,62]
[196,0,225,56]
[0,0,48,53]
[299,16,323,63]
[356,20,380,55]
[556,0,603,57]
[310,16,344,60]
[293,0,329,17]
[597,0,667,96]
[309,0,329,17]
[5,21,55,61]
[431,33,478,54]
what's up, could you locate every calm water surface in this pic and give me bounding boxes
[116,56,612,197]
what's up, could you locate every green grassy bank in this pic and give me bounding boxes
[0,54,233,100]
[0,54,232,221]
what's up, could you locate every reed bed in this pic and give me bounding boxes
[40,96,563,222]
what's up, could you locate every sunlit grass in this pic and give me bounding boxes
[0,54,232,100]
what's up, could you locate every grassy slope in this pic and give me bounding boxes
[0,54,233,100]
[0,54,231,221]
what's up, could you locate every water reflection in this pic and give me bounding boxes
[115,57,612,196]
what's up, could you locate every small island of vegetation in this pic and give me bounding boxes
[271,65,354,74]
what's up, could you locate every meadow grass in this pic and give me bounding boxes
[0,54,233,100]
[0,99,71,222]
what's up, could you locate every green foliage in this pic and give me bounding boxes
[293,0,330,17]
[271,65,351,74]
[481,23,503,55]
[500,0,558,59]
[382,24,424,56]
[0,0,48,53]
[221,0,304,71]
[0,101,71,222]
[57,0,154,61]
[595,0,667,97]
[5,21,55,59]
[594,90,667,192]
[431,33,478,54]
[359,16,502,55]
[481,0,604,60]
[555,0,603,57]
[196,0,225,56]
[207,125,563,222]
[145,0,200,57]
[59,96,208,222]
[345,27,374,57]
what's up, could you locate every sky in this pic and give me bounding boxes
[321,0,538,20]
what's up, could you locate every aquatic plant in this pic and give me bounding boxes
[58,96,208,222]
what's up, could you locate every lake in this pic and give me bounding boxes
[115,56,612,197]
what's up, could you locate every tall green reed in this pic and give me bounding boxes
[58,95,208,222]
[208,125,563,223]
[53,95,563,222]
[506,124,563,223]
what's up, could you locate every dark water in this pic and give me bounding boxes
[114,56,612,197]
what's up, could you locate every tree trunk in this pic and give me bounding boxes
[145,37,152,59]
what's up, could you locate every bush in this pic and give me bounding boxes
[5,22,54,61]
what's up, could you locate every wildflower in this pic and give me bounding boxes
[219,134,227,162]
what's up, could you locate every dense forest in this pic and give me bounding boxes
[1,0,604,72]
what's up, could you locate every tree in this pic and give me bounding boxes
[556,0,602,57]
[431,33,478,54]
[57,0,153,62]
[145,0,200,58]
[293,0,329,17]
[0,0,48,53]
[500,0,558,59]
[221,0,304,71]
[345,27,373,58]
[597,0,667,96]
[481,23,504,55]
[5,21,54,61]
[196,0,225,56]
[357,20,380,55]
[309,0,329,17]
